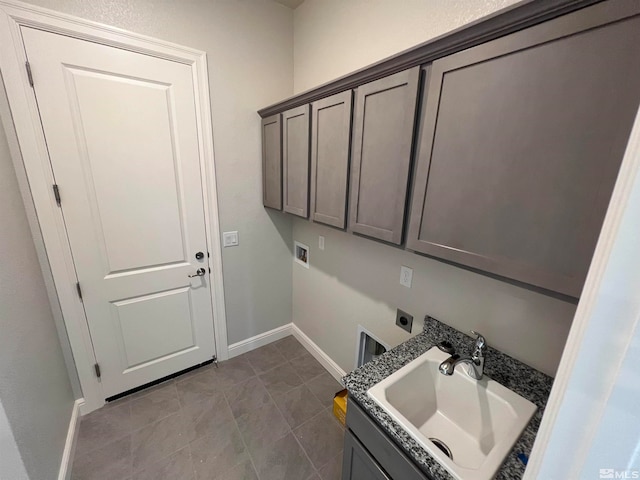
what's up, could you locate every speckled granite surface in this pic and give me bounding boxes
[342,316,554,480]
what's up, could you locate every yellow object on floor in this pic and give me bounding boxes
[333,389,348,426]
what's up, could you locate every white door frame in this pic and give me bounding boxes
[0,0,228,414]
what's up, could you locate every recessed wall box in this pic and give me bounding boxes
[294,241,309,268]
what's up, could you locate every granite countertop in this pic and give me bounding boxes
[342,316,554,480]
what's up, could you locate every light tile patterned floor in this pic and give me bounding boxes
[71,336,345,480]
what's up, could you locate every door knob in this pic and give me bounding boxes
[188,268,206,278]
[195,251,205,260]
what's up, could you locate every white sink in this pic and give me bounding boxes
[367,346,536,480]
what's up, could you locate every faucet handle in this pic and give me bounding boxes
[470,330,486,353]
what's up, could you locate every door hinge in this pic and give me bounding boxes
[25,61,34,87]
[52,184,61,206]
[76,281,83,300]
[94,363,101,378]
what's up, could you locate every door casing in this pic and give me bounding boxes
[0,0,228,414]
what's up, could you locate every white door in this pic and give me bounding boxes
[21,27,216,398]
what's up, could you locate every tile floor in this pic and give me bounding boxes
[71,335,345,480]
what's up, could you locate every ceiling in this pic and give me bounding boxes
[272,0,305,9]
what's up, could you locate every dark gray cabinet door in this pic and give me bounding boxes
[349,67,420,244]
[345,398,428,480]
[283,104,311,218]
[407,3,640,297]
[343,431,391,480]
[261,114,282,210]
[310,91,353,229]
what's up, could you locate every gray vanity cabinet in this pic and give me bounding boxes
[343,398,428,480]
[282,105,311,218]
[310,91,353,229]
[343,431,391,480]
[261,114,282,210]
[407,6,640,297]
[348,67,420,244]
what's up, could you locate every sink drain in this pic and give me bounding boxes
[429,438,453,460]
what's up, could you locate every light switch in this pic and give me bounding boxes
[400,266,413,288]
[223,231,239,247]
[319,235,325,250]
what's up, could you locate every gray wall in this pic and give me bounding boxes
[0,77,82,400]
[294,0,522,93]
[0,95,74,478]
[0,401,29,480]
[11,0,295,346]
[292,0,576,376]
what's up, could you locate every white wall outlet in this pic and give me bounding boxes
[223,231,239,247]
[319,235,325,250]
[400,266,413,288]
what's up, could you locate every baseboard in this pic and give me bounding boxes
[226,322,347,385]
[292,325,346,384]
[227,323,293,358]
[58,398,83,480]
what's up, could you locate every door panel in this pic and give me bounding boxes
[262,114,282,210]
[406,10,640,297]
[67,69,188,273]
[342,431,391,480]
[22,27,216,397]
[283,105,310,217]
[310,90,352,229]
[349,68,420,244]
[112,288,195,368]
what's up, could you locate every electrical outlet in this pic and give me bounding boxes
[319,235,325,250]
[223,231,239,247]
[400,266,413,288]
[396,309,413,333]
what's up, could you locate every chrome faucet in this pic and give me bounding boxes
[439,331,487,380]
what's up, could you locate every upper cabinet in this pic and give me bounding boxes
[282,105,311,218]
[406,9,640,297]
[258,1,640,297]
[348,67,420,244]
[261,114,282,210]
[310,91,353,229]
